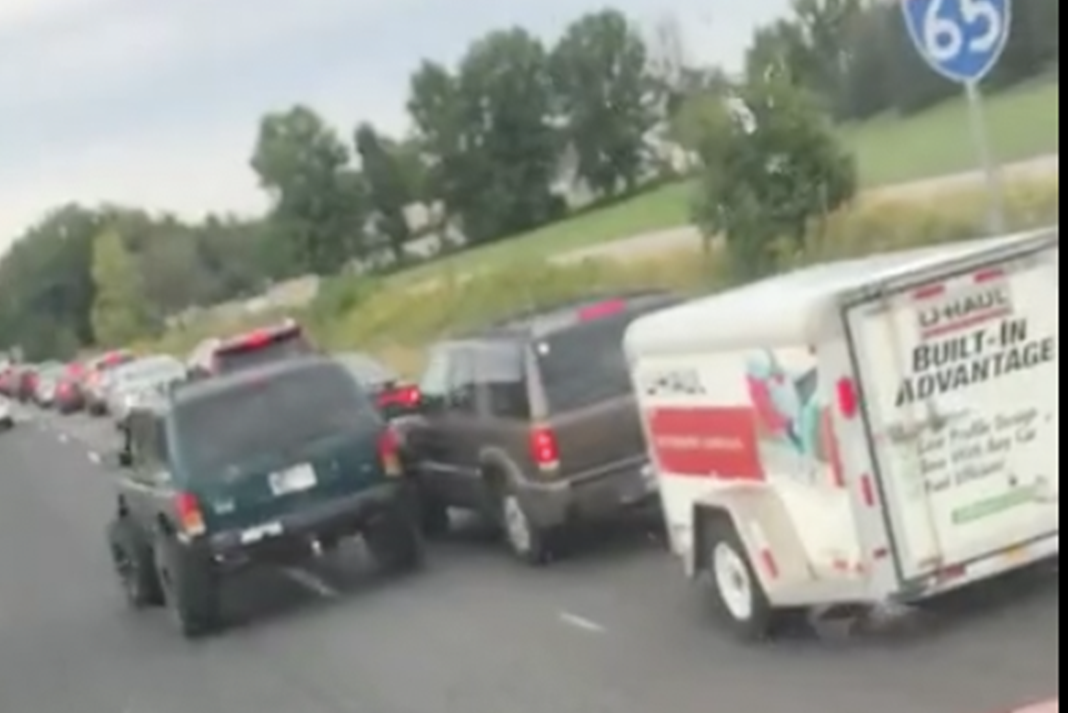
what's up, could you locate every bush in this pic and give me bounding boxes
[135,177,1058,375]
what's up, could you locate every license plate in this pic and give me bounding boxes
[269,464,317,495]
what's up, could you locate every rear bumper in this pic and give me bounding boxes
[199,481,413,569]
[519,458,656,529]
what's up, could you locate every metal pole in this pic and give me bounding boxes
[964,80,1006,235]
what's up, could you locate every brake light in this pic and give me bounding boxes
[529,425,559,470]
[578,298,626,321]
[377,384,421,408]
[836,377,858,419]
[174,492,206,536]
[378,428,402,476]
[243,330,272,348]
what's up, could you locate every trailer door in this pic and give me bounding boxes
[843,243,1058,585]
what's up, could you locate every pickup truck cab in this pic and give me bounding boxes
[624,228,1059,640]
[187,320,315,379]
[105,356,422,638]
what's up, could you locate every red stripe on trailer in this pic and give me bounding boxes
[973,267,1005,283]
[647,406,763,481]
[1004,698,1059,713]
[913,283,945,300]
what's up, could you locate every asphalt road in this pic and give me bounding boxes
[0,406,1059,713]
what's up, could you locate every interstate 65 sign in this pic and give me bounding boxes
[901,0,1011,83]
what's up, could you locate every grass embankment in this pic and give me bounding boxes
[140,176,1059,376]
[389,77,1059,286]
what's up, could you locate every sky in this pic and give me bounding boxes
[0,0,790,252]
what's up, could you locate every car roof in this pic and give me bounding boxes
[454,290,679,343]
[170,355,339,409]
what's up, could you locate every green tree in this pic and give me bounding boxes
[355,122,416,261]
[251,105,369,274]
[90,228,155,346]
[552,9,657,196]
[691,77,857,279]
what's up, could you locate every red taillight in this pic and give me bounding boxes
[529,426,559,470]
[377,384,420,409]
[174,492,206,535]
[836,377,858,419]
[378,428,402,476]
[243,330,272,348]
[578,298,626,321]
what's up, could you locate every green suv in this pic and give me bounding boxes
[104,356,423,638]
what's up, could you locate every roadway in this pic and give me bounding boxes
[0,406,1059,713]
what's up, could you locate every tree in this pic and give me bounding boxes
[690,77,857,279]
[355,122,416,261]
[251,105,369,274]
[552,9,658,196]
[90,228,155,346]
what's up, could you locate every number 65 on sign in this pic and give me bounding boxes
[901,0,1011,84]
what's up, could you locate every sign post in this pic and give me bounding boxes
[901,0,1011,234]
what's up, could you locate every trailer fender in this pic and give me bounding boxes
[692,485,812,601]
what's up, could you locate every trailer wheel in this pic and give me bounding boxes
[702,515,778,641]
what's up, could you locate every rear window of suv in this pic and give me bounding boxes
[535,312,639,413]
[172,363,378,475]
[213,331,314,374]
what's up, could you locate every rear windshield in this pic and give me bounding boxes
[214,332,314,373]
[535,312,639,413]
[172,363,378,476]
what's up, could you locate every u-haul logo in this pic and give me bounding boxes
[915,284,1012,339]
[640,368,706,397]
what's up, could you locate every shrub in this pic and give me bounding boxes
[136,177,1058,375]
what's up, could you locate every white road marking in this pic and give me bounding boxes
[558,611,606,633]
[57,433,68,443]
[88,451,101,465]
[280,566,339,598]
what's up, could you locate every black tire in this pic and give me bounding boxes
[153,533,222,639]
[364,503,425,573]
[701,515,782,642]
[107,518,164,608]
[492,478,557,566]
[418,491,451,538]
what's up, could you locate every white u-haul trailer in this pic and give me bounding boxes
[625,228,1059,640]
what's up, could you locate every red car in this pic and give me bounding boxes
[54,362,88,414]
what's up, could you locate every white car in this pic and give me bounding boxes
[105,355,186,425]
[0,397,14,430]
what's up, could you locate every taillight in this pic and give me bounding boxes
[174,492,206,536]
[378,428,402,476]
[836,377,858,419]
[377,384,421,409]
[529,425,559,471]
[243,330,272,348]
[578,298,626,321]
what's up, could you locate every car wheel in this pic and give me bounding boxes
[418,492,451,538]
[493,481,557,566]
[107,518,164,608]
[153,533,221,638]
[365,503,425,573]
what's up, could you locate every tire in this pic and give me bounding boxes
[493,479,557,566]
[153,533,222,639]
[418,491,451,538]
[364,503,425,573]
[107,518,164,608]
[701,515,786,642]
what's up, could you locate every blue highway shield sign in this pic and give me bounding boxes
[901,0,1011,83]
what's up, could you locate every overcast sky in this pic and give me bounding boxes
[0,0,789,251]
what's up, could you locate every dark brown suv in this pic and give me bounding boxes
[396,291,680,564]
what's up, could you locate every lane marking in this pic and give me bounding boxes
[58,433,68,443]
[88,451,101,465]
[280,566,339,598]
[558,611,606,633]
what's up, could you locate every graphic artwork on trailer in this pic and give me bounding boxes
[744,349,843,487]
